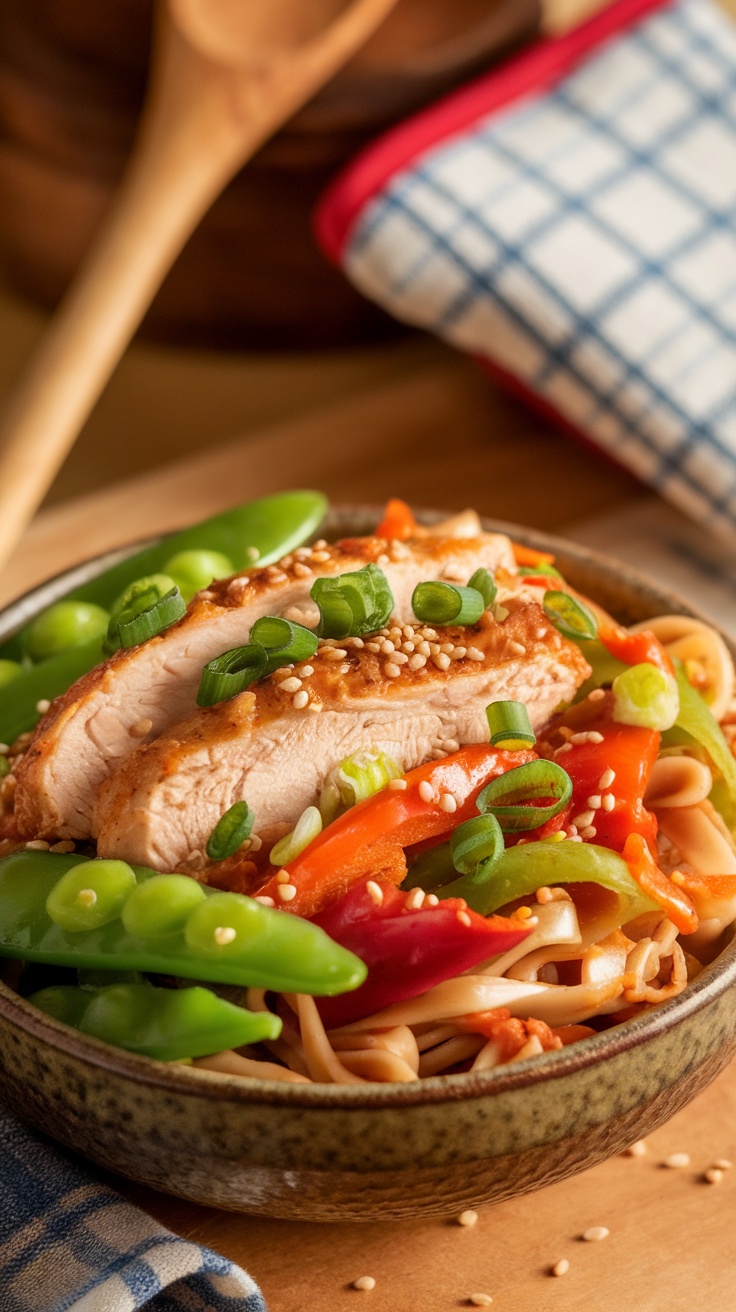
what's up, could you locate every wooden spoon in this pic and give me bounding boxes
[0,0,400,570]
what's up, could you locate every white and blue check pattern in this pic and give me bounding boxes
[0,1110,267,1312]
[343,0,736,540]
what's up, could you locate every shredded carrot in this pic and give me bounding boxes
[457,1008,562,1059]
[375,498,417,541]
[623,833,698,934]
[512,542,556,567]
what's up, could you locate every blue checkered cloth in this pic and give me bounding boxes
[0,1109,267,1312]
[330,0,736,541]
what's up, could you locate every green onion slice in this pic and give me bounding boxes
[412,582,485,626]
[486,700,536,749]
[104,585,186,655]
[476,759,572,832]
[311,564,394,639]
[250,616,318,667]
[519,563,562,579]
[197,644,268,707]
[206,801,255,861]
[467,568,497,608]
[450,814,504,876]
[543,590,598,641]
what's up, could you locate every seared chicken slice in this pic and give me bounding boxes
[94,600,590,872]
[14,531,516,840]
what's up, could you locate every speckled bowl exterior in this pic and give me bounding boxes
[0,507,734,1222]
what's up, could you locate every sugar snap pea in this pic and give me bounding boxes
[29,980,281,1062]
[0,851,366,996]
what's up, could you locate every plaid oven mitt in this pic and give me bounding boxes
[317,0,736,541]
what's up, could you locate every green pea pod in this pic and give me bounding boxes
[670,660,736,803]
[29,981,281,1062]
[0,491,327,740]
[0,852,366,997]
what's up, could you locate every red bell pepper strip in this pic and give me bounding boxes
[599,625,673,676]
[553,716,660,853]
[313,881,530,1028]
[512,542,556,568]
[257,745,536,918]
[375,498,417,541]
[622,833,697,935]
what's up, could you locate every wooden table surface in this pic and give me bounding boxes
[5,355,736,1311]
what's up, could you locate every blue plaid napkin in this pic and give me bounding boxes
[0,1109,267,1312]
[318,0,736,542]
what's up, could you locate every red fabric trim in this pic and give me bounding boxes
[315,0,671,263]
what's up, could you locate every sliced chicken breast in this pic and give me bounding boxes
[14,531,516,840]
[94,600,590,872]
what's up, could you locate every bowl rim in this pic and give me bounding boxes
[1,503,734,1110]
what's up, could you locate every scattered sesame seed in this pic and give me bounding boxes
[276,870,291,884]
[279,677,302,693]
[391,652,409,665]
[602,793,616,811]
[35,699,51,715]
[347,637,365,649]
[213,926,237,946]
[25,839,50,851]
[418,781,434,804]
[406,888,426,911]
[670,870,686,886]
[277,884,297,903]
[536,887,553,903]
[313,539,328,549]
[311,550,331,563]
[380,640,395,654]
[570,732,589,745]
[324,648,348,661]
[254,895,275,907]
[365,642,381,653]
[300,665,314,677]
[293,691,309,709]
[408,653,428,671]
[507,640,526,656]
[352,1276,376,1292]
[624,1140,648,1157]
[580,825,597,839]
[0,744,9,755]
[457,910,472,928]
[467,648,484,662]
[440,793,458,813]
[388,778,408,791]
[402,641,415,654]
[389,627,402,640]
[76,888,97,907]
[366,880,384,906]
[468,1296,493,1308]
[599,768,616,789]
[588,730,604,743]
[50,840,76,853]
[443,739,460,754]
[421,628,438,640]
[582,1226,609,1242]
[572,811,595,829]
[457,1209,478,1227]
[588,688,606,701]
[516,906,534,921]
[551,1259,570,1277]
[452,646,467,660]
[426,893,439,906]
[586,794,602,810]
[440,642,455,656]
[555,742,573,756]
[663,1152,691,1169]
[704,1168,724,1184]
[292,562,312,579]
[713,1158,733,1170]
[384,662,401,679]
[494,605,509,622]
[246,546,260,562]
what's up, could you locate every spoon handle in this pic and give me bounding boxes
[0,0,399,571]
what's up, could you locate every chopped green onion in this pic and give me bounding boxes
[467,568,497,608]
[104,585,186,655]
[476,759,572,832]
[110,574,178,618]
[197,644,268,707]
[450,814,504,876]
[311,564,394,639]
[319,748,402,823]
[543,590,598,641]
[412,582,485,626]
[250,616,318,666]
[206,801,255,861]
[269,806,323,867]
[519,563,562,579]
[612,662,679,731]
[486,700,536,749]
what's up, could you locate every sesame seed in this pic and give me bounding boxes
[451,646,467,660]
[277,884,297,902]
[468,1296,493,1308]
[572,811,595,829]
[421,628,438,640]
[426,893,439,906]
[366,880,384,906]
[440,793,458,813]
[434,653,451,671]
[389,627,402,640]
[602,793,616,811]
[313,539,328,549]
[408,654,427,671]
[246,546,260,561]
[384,662,401,679]
[515,906,534,921]
[35,699,51,714]
[254,895,275,907]
[213,926,237,946]
[713,1159,733,1170]
[537,887,553,903]
[365,642,381,653]
[443,739,460,754]
[50,840,76,853]
[415,641,431,658]
[300,665,314,677]
[391,651,409,665]
[440,642,455,656]
[429,643,440,656]
[580,825,597,839]
[582,1226,609,1242]
[293,691,309,709]
[599,768,616,788]
[586,794,602,810]
[279,676,302,693]
[324,648,347,661]
[555,742,573,756]
[467,647,484,662]
[311,550,331,563]
[570,732,589,745]
[292,561,312,579]
[704,1168,724,1184]
[352,1276,376,1292]
[457,1209,478,1227]
[403,625,415,639]
[494,605,509,622]
[663,1152,691,1169]
[588,730,604,743]
[507,640,526,656]
[347,637,365,649]
[418,781,434,803]
[457,910,472,927]
[405,888,426,910]
[380,640,395,654]
[388,778,407,791]
[76,888,97,906]
[0,744,8,755]
[588,687,605,701]
[551,1259,569,1277]
[25,839,50,850]
[624,1140,648,1157]
[670,871,686,886]
[276,870,291,884]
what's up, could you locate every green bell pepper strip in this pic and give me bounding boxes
[670,660,736,803]
[28,980,281,1062]
[0,491,327,741]
[442,840,659,919]
[573,639,628,701]
[0,852,366,996]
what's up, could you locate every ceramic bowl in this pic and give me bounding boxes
[0,507,734,1222]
